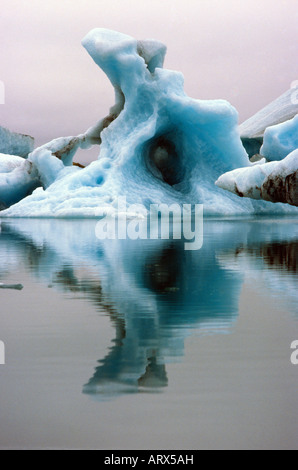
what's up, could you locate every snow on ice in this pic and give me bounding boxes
[216,150,298,206]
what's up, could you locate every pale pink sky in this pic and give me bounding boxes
[0,0,298,155]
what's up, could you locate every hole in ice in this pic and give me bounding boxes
[96,175,104,186]
[147,135,184,187]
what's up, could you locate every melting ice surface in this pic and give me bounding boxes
[0,218,297,399]
[261,114,298,162]
[0,126,34,159]
[2,28,298,217]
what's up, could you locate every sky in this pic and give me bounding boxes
[0,0,298,159]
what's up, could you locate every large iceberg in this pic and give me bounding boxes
[1,29,298,217]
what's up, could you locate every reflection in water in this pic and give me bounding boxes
[247,242,297,273]
[0,282,23,290]
[0,218,297,399]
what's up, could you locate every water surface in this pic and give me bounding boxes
[0,218,297,449]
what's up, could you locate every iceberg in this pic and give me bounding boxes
[0,126,34,158]
[261,114,298,161]
[216,150,298,206]
[239,88,298,158]
[0,153,40,209]
[1,29,298,217]
[0,282,23,290]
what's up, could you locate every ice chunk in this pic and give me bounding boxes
[239,88,298,158]
[261,114,298,161]
[0,282,23,290]
[0,153,41,208]
[239,88,298,139]
[1,29,298,217]
[0,126,34,158]
[216,150,298,206]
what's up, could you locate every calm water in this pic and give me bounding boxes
[0,217,297,449]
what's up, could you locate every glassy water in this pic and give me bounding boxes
[0,217,297,449]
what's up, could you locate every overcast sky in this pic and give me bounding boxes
[1,0,298,154]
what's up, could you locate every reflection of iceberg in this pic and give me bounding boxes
[1,219,297,399]
[0,282,23,290]
[2,29,297,217]
[82,237,244,397]
[0,219,245,398]
[217,220,298,314]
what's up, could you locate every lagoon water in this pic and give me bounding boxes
[0,217,297,449]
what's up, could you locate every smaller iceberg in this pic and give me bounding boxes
[0,126,34,158]
[0,126,37,208]
[239,88,298,158]
[261,114,298,161]
[0,153,40,209]
[0,282,23,290]
[216,150,298,207]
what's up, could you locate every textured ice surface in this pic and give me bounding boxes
[239,88,298,139]
[216,150,298,206]
[239,88,298,158]
[0,126,34,158]
[1,29,298,217]
[261,115,298,161]
[0,153,40,208]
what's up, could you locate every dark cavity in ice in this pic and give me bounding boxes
[147,136,184,187]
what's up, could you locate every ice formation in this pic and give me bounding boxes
[216,150,298,206]
[1,29,298,217]
[0,126,34,158]
[0,153,40,209]
[0,282,23,290]
[261,114,298,161]
[239,88,298,158]
[218,107,298,206]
